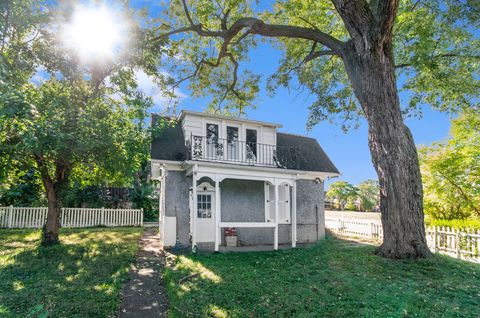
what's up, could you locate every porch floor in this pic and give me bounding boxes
[196,243,314,254]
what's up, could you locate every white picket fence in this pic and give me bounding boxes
[0,206,143,228]
[326,217,480,263]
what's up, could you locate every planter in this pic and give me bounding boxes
[225,235,238,247]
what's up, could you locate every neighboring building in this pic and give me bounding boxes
[150,110,339,251]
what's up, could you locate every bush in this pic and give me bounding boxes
[425,218,480,230]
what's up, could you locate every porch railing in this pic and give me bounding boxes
[186,135,299,169]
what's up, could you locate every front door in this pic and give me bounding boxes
[195,192,215,242]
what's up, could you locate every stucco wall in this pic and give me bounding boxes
[164,170,191,245]
[163,170,325,247]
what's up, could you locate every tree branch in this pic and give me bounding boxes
[395,53,480,69]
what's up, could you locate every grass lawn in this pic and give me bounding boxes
[0,227,143,317]
[164,238,480,318]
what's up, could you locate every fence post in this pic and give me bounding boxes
[370,222,374,238]
[140,208,144,227]
[101,207,105,226]
[456,229,461,259]
[8,205,14,228]
[433,226,438,253]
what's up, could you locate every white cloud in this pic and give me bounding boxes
[134,70,187,113]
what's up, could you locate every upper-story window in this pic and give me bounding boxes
[206,123,219,159]
[227,126,239,160]
[246,129,257,161]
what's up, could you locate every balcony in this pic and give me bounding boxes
[186,135,299,169]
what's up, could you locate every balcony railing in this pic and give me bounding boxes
[186,135,299,169]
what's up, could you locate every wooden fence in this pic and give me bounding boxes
[325,217,480,263]
[0,206,143,228]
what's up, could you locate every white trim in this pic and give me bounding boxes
[215,179,220,252]
[274,183,279,250]
[151,159,184,171]
[292,181,297,247]
[219,222,276,228]
[179,110,283,128]
[191,169,197,251]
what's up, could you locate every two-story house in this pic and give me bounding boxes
[150,110,339,251]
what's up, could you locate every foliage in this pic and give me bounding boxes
[425,218,480,230]
[419,111,480,220]
[0,169,45,206]
[0,227,142,317]
[156,0,479,128]
[164,237,480,318]
[0,0,165,242]
[357,180,380,212]
[326,181,358,210]
[130,161,158,221]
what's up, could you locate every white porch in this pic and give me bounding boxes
[186,162,299,251]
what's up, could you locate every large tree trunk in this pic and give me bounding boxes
[36,158,69,246]
[343,42,431,258]
[42,182,61,245]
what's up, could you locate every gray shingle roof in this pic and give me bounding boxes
[276,133,339,173]
[150,115,339,174]
[150,115,187,161]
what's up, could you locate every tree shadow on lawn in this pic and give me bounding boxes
[0,228,140,318]
[164,237,480,318]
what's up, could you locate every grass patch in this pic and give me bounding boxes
[0,227,143,317]
[164,238,480,318]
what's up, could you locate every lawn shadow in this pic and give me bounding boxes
[164,237,480,317]
[0,228,140,318]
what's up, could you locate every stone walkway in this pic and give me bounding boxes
[117,228,168,318]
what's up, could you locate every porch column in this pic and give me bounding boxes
[291,181,297,248]
[192,172,197,251]
[274,182,279,250]
[214,178,221,252]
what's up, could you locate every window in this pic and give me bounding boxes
[226,126,239,160]
[246,129,257,161]
[264,183,291,223]
[206,123,219,158]
[197,194,212,218]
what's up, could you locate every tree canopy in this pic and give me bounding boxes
[0,0,165,244]
[155,0,479,128]
[420,111,480,220]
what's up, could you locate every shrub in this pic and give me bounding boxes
[425,218,480,230]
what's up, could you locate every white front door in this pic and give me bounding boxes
[195,192,215,242]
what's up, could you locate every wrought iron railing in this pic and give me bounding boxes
[186,135,299,169]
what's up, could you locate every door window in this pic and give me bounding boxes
[197,194,212,218]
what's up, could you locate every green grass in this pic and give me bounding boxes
[0,227,143,318]
[164,238,480,318]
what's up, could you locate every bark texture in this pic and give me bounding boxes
[342,40,431,258]
[36,158,69,246]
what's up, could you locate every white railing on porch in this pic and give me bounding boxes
[325,217,480,263]
[0,206,143,229]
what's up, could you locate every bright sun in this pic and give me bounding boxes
[62,4,125,60]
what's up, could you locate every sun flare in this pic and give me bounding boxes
[62,4,126,60]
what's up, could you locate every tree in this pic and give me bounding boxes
[357,180,380,212]
[419,111,480,220]
[153,0,479,258]
[326,181,358,211]
[0,1,163,245]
